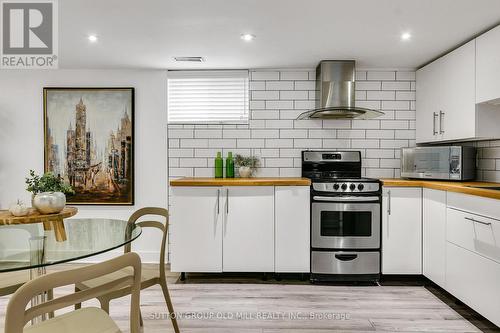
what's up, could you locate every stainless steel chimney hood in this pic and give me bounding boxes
[297,60,384,120]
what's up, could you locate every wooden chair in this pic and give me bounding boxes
[75,207,180,333]
[4,252,142,333]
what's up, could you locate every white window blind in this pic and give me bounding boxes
[167,70,249,124]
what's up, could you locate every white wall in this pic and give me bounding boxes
[0,69,167,262]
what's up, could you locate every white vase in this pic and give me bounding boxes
[238,166,253,178]
[33,192,66,214]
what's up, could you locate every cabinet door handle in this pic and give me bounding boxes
[226,188,229,214]
[465,217,492,226]
[433,112,438,135]
[439,111,445,134]
[386,190,391,238]
[216,189,220,215]
[387,190,391,215]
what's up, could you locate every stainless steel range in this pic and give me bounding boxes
[302,151,381,282]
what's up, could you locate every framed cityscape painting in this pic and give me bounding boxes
[43,88,135,205]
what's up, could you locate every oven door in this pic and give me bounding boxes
[312,200,380,249]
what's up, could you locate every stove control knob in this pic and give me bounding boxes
[341,183,348,191]
[333,184,340,191]
[349,184,356,191]
[358,184,365,191]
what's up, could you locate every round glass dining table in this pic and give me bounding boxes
[0,218,142,273]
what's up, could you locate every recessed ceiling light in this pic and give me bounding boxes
[88,35,98,43]
[401,32,411,41]
[240,33,256,41]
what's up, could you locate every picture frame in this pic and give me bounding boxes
[43,87,135,205]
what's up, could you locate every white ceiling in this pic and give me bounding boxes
[60,0,500,70]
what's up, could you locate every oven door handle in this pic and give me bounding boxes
[335,254,358,261]
[313,196,380,202]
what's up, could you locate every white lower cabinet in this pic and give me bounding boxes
[382,187,422,274]
[170,185,310,273]
[446,242,500,327]
[170,187,223,272]
[222,186,274,272]
[275,186,310,272]
[423,189,446,287]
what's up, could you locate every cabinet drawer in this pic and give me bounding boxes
[446,242,500,327]
[311,251,379,275]
[446,207,500,264]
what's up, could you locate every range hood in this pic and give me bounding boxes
[297,60,384,120]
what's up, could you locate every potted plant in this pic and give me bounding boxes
[234,154,260,178]
[25,170,74,214]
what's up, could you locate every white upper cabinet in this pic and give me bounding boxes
[417,28,500,143]
[416,40,475,143]
[476,25,500,104]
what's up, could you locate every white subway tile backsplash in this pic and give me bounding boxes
[208,139,236,148]
[381,100,410,110]
[294,100,316,109]
[266,158,294,167]
[366,129,395,139]
[294,81,315,90]
[294,139,322,148]
[266,119,294,128]
[367,90,395,100]
[337,129,365,139]
[280,71,309,80]
[252,110,279,120]
[251,71,279,80]
[309,129,337,138]
[381,120,409,130]
[168,69,417,180]
[356,81,381,91]
[252,91,279,100]
[280,129,308,138]
[323,139,351,149]
[249,81,265,90]
[367,71,396,81]
[179,158,208,167]
[280,90,308,100]
[223,129,251,138]
[266,81,294,90]
[266,100,294,109]
[169,148,194,157]
[352,120,380,129]
[251,129,280,138]
[169,129,193,138]
[352,139,379,149]
[265,138,294,148]
[382,81,411,91]
[237,139,265,148]
[396,71,416,81]
[194,129,223,138]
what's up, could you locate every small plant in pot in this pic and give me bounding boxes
[26,170,74,214]
[234,154,260,178]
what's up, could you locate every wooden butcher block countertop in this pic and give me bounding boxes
[170,177,311,187]
[381,179,500,200]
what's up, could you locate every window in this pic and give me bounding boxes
[167,70,249,124]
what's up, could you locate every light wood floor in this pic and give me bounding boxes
[0,268,499,332]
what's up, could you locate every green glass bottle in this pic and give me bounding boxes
[215,152,223,178]
[226,151,235,178]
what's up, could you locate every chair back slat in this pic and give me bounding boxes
[25,275,134,321]
[124,207,170,273]
[5,252,142,333]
